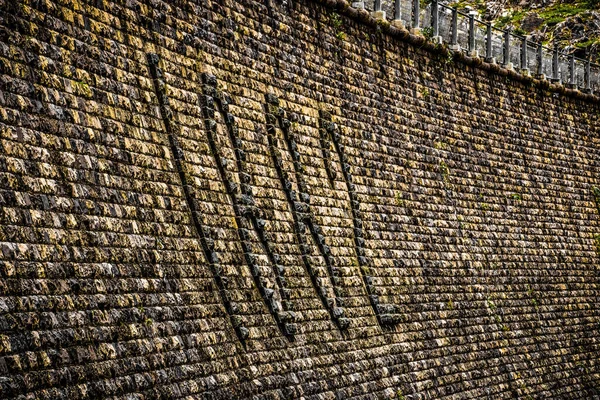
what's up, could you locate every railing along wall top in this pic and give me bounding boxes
[354,0,598,95]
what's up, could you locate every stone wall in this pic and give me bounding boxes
[0,0,599,398]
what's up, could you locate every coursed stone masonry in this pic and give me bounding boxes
[0,0,599,398]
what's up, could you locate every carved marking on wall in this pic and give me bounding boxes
[146,54,250,343]
[319,110,401,327]
[199,75,297,338]
[264,94,349,330]
[591,185,600,255]
[318,111,337,187]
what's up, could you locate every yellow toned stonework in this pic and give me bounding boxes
[0,0,599,398]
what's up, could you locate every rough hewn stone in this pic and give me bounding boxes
[0,0,599,398]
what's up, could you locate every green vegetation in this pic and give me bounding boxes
[538,1,593,26]
[439,160,449,181]
[330,13,346,41]
[394,191,405,207]
[443,51,455,65]
[591,187,600,255]
[594,233,600,254]
[330,12,343,30]
[73,80,92,98]
[538,2,600,52]
[449,0,488,15]
[591,185,600,210]
[450,0,600,60]
[454,0,598,28]
[494,10,526,30]
[433,140,448,150]
[527,285,540,310]
[419,0,433,9]
[422,26,434,40]
[576,38,597,49]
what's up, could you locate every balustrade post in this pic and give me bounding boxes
[392,0,405,28]
[520,36,529,74]
[468,11,477,57]
[412,0,420,33]
[535,43,544,78]
[351,0,365,9]
[551,44,559,83]
[584,58,592,94]
[485,23,494,63]
[372,0,386,20]
[568,54,575,88]
[502,30,512,69]
[449,8,459,51]
[431,0,442,43]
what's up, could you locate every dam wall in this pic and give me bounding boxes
[0,0,599,397]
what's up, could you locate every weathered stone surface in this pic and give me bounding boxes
[0,0,599,398]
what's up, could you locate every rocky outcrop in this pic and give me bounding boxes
[458,0,600,61]
[553,11,600,58]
